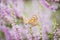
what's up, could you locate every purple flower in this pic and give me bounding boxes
[24,26,32,40]
[39,0,58,11]
[0,26,12,40]
[31,26,40,40]
[51,0,59,2]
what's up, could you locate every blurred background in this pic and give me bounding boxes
[0,0,60,40]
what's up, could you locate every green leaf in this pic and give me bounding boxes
[6,22,12,28]
[48,33,54,40]
[52,18,58,32]
[9,3,13,8]
[0,31,5,38]
[16,17,23,25]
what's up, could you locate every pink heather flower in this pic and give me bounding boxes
[0,5,14,23]
[0,3,24,40]
[32,26,40,40]
[0,19,6,26]
[4,7,12,16]
[42,26,48,40]
[39,0,58,11]
[0,0,1,3]
[0,4,24,24]
[39,0,50,9]
[39,1,53,40]
[0,0,9,5]
[56,29,60,35]
[8,0,24,18]
[0,26,12,40]
[32,26,40,37]
[14,8,22,18]
[11,24,24,40]
[24,27,32,40]
[54,32,58,40]
[51,0,59,2]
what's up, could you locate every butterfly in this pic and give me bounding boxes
[27,15,39,26]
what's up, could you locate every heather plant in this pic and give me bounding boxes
[0,0,60,40]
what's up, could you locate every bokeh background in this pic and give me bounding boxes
[0,0,60,40]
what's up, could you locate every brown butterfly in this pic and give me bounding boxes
[27,15,39,26]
